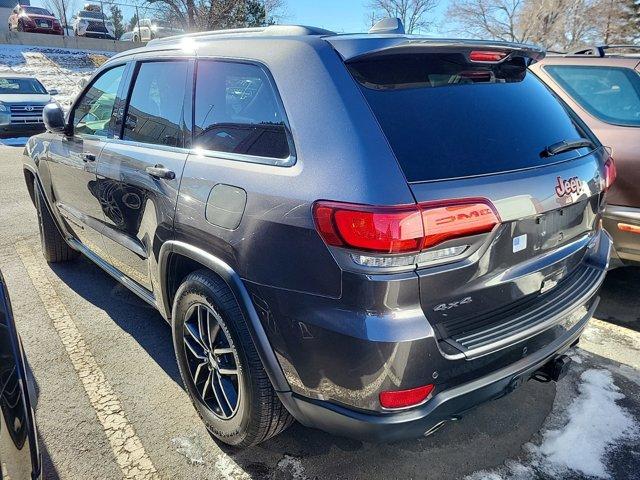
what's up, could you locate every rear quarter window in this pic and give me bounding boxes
[348,53,592,182]
[544,65,640,127]
[193,60,292,163]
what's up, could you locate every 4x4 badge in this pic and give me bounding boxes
[555,175,583,197]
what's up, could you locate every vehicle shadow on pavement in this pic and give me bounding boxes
[48,256,182,385]
[595,266,640,332]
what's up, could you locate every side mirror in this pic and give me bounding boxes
[43,103,67,134]
[48,88,58,96]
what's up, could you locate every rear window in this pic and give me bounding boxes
[0,77,46,94]
[348,53,591,182]
[544,65,640,127]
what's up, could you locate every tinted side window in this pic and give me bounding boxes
[73,65,125,137]
[545,65,640,127]
[194,61,290,160]
[123,61,189,147]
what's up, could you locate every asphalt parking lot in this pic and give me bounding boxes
[1,144,639,480]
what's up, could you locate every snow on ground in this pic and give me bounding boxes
[467,366,639,480]
[0,44,113,108]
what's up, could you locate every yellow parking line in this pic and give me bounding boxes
[15,241,160,480]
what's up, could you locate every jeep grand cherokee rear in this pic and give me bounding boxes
[270,39,612,440]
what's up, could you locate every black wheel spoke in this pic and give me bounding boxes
[210,372,230,418]
[200,371,211,401]
[193,361,207,385]
[197,306,208,347]
[184,336,206,361]
[184,322,205,349]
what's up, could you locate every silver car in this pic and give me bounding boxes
[0,75,57,137]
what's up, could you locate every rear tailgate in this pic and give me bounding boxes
[337,38,609,358]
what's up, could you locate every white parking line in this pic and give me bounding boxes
[15,241,160,480]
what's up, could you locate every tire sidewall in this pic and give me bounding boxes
[172,280,255,444]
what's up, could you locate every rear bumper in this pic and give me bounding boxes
[279,301,593,442]
[603,205,640,267]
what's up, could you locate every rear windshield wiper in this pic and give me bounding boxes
[542,139,595,157]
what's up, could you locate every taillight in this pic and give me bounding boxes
[379,384,435,409]
[604,156,616,192]
[421,201,500,249]
[313,199,500,259]
[469,50,507,62]
[314,202,423,254]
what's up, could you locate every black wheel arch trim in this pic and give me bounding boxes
[158,240,291,393]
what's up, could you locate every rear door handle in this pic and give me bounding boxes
[82,153,96,162]
[145,165,175,180]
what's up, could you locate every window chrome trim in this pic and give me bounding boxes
[189,147,296,167]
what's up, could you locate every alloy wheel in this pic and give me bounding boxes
[182,303,241,420]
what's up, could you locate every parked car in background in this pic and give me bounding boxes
[0,74,57,137]
[120,18,184,42]
[72,7,115,39]
[27,19,612,448]
[8,4,63,35]
[0,269,42,480]
[531,45,640,267]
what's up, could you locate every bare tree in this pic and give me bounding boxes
[147,0,285,31]
[444,0,632,50]
[44,0,77,30]
[368,0,440,33]
[444,0,532,42]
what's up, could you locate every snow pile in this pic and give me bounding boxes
[0,45,113,108]
[534,369,637,477]
[468,368,639,480]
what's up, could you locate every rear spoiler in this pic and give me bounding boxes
[325,37,545,64]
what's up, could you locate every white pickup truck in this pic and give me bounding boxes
[120,18,184,42]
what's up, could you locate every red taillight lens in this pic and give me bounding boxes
[469,50,507,62]
[604,156,616,192]
[313,200,499,254]
[314,203,424,253]
[422,202,500,249]
[379,384,435,409]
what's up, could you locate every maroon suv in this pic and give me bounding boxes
[8,5,63,35]
[532,45,640,267]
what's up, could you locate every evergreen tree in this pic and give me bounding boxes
[109,4,125,38]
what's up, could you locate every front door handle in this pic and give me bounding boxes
[145,164,175,180]
[82,153,96,162]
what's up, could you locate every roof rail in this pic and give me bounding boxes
[570,44,640,57]
[148,24,336,47]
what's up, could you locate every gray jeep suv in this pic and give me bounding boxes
[23,21,613,447]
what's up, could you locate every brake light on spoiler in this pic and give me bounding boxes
[313,199,500,267]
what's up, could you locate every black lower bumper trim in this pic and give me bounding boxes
[277,301,595,442]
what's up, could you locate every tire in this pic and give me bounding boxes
[34,179,78,263]
[133,35,139,42]
[172,270,293,447]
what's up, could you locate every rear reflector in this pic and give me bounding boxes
[618,223,640,234]
[313,200,499,254]
[469,50,507,62]
[379,384,435,409]
[604,156,617,192]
